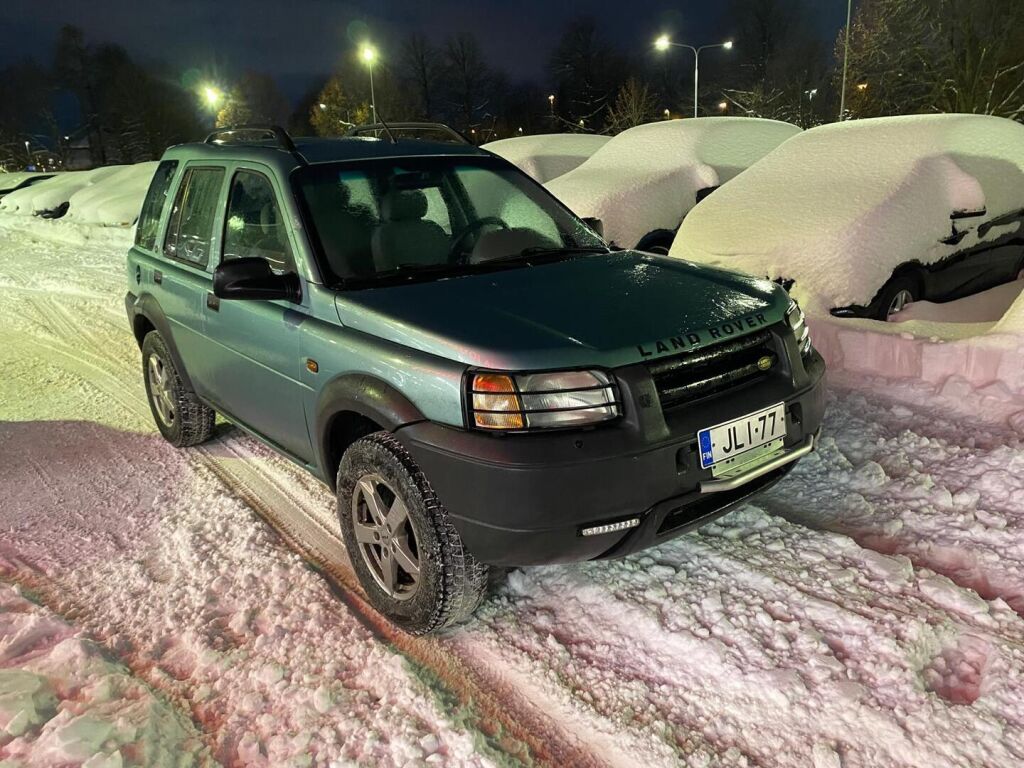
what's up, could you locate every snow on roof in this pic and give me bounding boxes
[546,117,801,248]
[0,166,126,215]
[0,171,54,191]
[483,134,610,183]
[67,161,157,226]
[672,114,1024,310]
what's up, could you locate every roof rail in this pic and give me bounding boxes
[203,124,306,164]
[346,122,471,145]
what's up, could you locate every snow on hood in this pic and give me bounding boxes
[672,114,1024,311]
[483,134,610,182]
[334,251,788,370]
[546,118,801,248]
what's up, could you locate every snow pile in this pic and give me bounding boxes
[66,162,157,226]
[672,114,1024,311]
[0,166,125,216]
[483,134,610,182]
[546,117,800,247]
[0,582,206,766]
[0,172,54,192]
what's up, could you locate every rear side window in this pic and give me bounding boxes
[223,171,296,274]
[163,167,225,267]
[135,160,178,251]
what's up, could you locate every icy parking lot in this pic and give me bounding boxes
[3,217,1024,766]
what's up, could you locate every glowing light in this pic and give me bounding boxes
[723,40,734,50]
[857,82,869,91]
[201,85,223,109]
[654,34,671,51]
[360,44,378,65]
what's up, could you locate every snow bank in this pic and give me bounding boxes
[0,162,155,226]
[483,134,610,182]
[0,172,54,192]
[0,583,206,766]
[0,167,125,216]
[546,117,800,247]
[672,114,1024,310]
[66,162,157,226]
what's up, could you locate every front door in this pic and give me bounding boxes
[202,167,313,462]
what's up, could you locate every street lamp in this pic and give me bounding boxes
[654,35,733,118]
[360,44,378,123]
[201,85,223,111]
[839,0,853,119]
[547,94,555,115]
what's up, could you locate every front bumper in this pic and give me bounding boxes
[399,348,826,567]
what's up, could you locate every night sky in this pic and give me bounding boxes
[0,0,849,100]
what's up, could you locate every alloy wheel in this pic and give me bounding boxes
[351,473,421,600]
[147,353,175,427]
[887,289,914,319]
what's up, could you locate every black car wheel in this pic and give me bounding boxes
[337,432,489,634]
[141,331,216,447]
[875,276,920,321]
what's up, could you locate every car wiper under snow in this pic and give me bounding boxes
[484,245,610,266]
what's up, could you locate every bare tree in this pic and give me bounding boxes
[399,34,441,120]
[606,79,657,134]
[441,33,494,130]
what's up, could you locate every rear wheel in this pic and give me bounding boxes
[875,276,919,321]
[337,432,489,634]
[141,331,215,447]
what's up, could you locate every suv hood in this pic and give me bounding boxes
[334,251,789,370]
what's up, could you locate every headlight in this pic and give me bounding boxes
[467,370,621,431]
[786,300,812,356]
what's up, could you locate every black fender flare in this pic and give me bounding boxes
[314,373,427,488]
[126,292,197,392]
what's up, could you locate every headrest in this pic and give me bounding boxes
[382,189,428,222]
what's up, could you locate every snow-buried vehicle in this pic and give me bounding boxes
[125,123,826,633]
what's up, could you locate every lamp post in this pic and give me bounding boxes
[655,34,733,119]
[839,0,853,120]
[360,44,378,123]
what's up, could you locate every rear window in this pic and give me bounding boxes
[135,160,178,251]
[163,167,225,267]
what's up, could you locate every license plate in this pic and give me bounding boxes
[698,403,787,470]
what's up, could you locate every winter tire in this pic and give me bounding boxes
[141,331,216,447]
[875,276,919,321]
[337,431,490,634]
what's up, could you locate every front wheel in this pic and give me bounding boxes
[337,432,489,634]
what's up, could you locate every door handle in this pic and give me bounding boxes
[206,293,220,311]
[153,269,162,285]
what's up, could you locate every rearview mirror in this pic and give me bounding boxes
[582,217,604,238]
[213,257,301,303]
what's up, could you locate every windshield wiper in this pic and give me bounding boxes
[482,245,609,266]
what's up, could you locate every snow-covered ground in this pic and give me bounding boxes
[4,214,1024,767]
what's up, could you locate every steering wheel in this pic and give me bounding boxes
[449,217,509,262]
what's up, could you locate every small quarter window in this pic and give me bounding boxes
[163,167,225,267]
[135,160,178,251]
[222,171,296,274]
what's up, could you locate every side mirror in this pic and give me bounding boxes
[951,207,987,221]
[582,217,604,238]
[213,257,301,303]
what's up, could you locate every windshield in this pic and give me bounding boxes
[295,156,605,286]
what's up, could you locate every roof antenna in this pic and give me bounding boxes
[374,109,398,144]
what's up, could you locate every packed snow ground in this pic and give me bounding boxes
[4,215,1024,766]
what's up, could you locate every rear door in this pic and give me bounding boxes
[153,164,227,398]
[201,165,312,461]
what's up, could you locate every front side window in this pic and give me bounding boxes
[163,167,225,267]
[296,157,604,286]
[135,160,178,251]
[222,171,296,274]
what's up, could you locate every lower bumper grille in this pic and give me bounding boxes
[647,328,779,410]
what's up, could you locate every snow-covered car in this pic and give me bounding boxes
[0,165,125,217]
[671,114,1024,321]
[483,133,610,183]
[0,172,56,201]
[545,118,801,252]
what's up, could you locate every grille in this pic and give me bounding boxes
[647,327,779,410]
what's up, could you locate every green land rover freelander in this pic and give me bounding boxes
[125,123,826,633]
